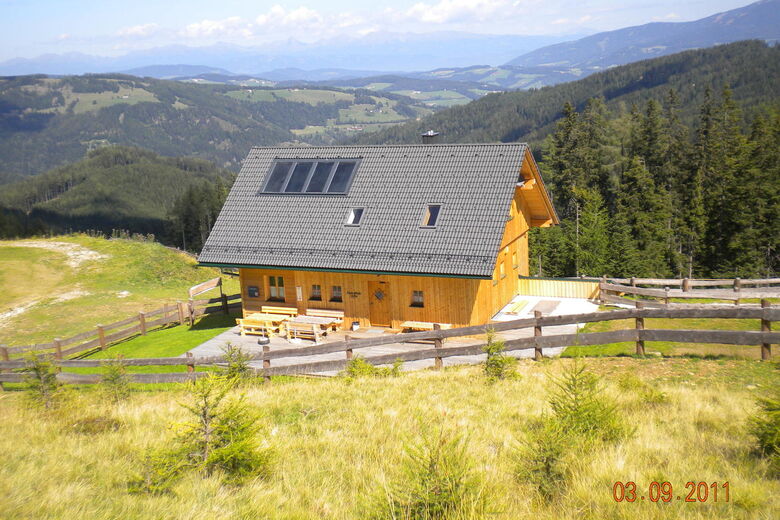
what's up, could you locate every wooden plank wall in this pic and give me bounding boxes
[517,278,600,299]
[239,268,483,329]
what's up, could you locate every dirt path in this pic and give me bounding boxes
[8,240,108,268]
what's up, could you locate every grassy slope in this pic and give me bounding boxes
[0,234,238,346]
[0,359,777,518]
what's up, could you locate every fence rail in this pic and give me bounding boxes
[0,303,775,385]
[599,280,780,307]
[0,294,241,361]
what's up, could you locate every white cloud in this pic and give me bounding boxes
[404,0,509,24]
[57,33,71,40]
[117,23,159,38]
[181,16,251,39]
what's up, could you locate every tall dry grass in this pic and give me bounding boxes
[0,358,777,519]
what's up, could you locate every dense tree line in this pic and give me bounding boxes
[531,88,779,278]
[166,178,230,252]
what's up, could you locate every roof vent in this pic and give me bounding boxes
[421,130,440,144]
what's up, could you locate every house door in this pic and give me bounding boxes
[368,281,391,326]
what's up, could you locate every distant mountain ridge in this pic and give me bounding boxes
[353,41,780,148]
[506,0,780,70]
[0,32,583,76]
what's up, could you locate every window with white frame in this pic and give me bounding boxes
[268,276,285,300]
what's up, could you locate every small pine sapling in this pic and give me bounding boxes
[221,342,252,381]
[100,356,130,403]
[24,353,62,409]
[483,328,517,382]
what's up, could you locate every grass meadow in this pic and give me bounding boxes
[0,234,237,347]
[0,358,777,519]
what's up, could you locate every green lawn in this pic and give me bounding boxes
[66,312,239,375]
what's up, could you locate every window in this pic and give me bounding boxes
[345,208,364,226]
[247,285,259,298]
[500,261,506,279]
[421,204,442,228]
[411,290,424,308]
[261,159,358,194]
[512,251,518,269]
[330,285,343,302]
[268,276,285,301]
[310,284,322,301]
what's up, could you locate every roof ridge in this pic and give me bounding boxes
[250,143,528,150]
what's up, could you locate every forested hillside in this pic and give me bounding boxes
[0,146,233,241]
[531,88,779,279]
[355,41,780,149]
[0,75,431,182]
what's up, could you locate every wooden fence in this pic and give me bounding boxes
[1,303,776,385]
[599,278,780,307]
[0,294,241,362]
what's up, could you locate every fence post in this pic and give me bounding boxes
[0,345,8,391]
[177,301,186,325]
[139,312,147,335]
[682,278,690,292]
[534,310,543,361]
[734,278,741,306]
[345,335,353,361]
[433,324,443,370]
[262,345,271,381]
[53,338,63,364]
[664,287,670,306]
[599,276,607,304]
[97,325,106,350]
[630,276,636,287]
[761,299,772,361]
[221,293,229,315]
[187,299,195,326]
[186,352,194,377]
[635,301,645,356]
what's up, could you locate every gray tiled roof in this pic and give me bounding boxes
[198,143,527,277]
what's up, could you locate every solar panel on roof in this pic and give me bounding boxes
[261,159,358,194]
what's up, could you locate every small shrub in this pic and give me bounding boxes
[129,375,273,493]
[750,387,780,476]
[370,427,488,519]
[24,353,62,409]
[548,361,631,442]
[615,373,668,406]
[343,356,402,379]
[221,342,252,381]
[482,328,517,382]
[100,357,130,403]
[514,418,571,503]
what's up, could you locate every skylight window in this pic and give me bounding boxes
[261,159,359,194]
[345,208,365,226]
[421,204,442,228]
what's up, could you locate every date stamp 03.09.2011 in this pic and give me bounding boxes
[612,481,730,503]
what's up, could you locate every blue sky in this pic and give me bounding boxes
[0,0,757,60]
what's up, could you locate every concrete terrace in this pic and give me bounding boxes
[187,296,599,376]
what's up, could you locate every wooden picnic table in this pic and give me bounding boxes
[238,313,290,337]
[286,315,339,343]
[291,315,341,330]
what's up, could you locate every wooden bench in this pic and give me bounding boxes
[260,305,298,317]
[307,309,344,329]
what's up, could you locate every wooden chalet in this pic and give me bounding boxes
[198,143,558,329]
